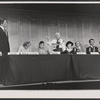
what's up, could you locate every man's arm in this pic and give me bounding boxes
[61,41,66,51]
[46,36,56,45]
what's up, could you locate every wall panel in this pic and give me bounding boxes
[0,8,100,52]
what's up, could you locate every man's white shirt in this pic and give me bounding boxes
[47,38,66,51]
[0,26,4,31]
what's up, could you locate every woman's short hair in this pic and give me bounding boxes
[75,41,80,45]
[66,41,73,47]
[39,41,44,45]
[23,41,31,47]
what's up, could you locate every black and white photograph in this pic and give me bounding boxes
[1,3,100,92]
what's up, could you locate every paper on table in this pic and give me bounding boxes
[8,52,20,55]
[77,52,86,54]
[90,52,99,54]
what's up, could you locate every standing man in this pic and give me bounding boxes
[47,32,65,53]
[86,39,98,54]
[0,19,10,84]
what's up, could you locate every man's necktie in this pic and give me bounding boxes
[89,47,91,52]
[56,40,60,49]
[93,46,95,52]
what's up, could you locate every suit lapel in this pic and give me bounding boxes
[4,29,8,37]
[0,27,8,37]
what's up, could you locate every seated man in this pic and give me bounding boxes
[47,32,65,53]
[73,41,85,54]
[97,41,100,53]
[86,39,98,54]
[18,41,31,53]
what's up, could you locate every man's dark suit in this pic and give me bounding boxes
[86,46,98,54]
[0,27,10,83]
[0,27,10,55]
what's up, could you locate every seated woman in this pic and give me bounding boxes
[18,41,31,53]
[61,41,74,54]
[73,41,84,54]
[38,41,49,54]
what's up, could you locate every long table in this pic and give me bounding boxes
[72,55,100,80]
[4,55,73,85]
[3,54,100,85]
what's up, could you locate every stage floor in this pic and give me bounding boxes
[1,79,100,90]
